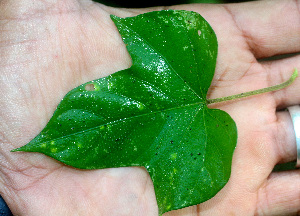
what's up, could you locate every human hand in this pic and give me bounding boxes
[0,0,299,215]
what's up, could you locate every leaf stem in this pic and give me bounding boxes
[207,69,298,105]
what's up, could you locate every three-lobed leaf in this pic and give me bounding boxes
[13,10,237,215]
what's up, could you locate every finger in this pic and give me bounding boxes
[256,170,300,216]
[223,0,300,59]
[1,0,90,17]
[274,111,298,164]
[262,54,300,108]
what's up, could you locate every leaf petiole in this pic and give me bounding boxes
[207,68,298,104]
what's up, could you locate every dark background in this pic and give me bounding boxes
[93,0,253,8]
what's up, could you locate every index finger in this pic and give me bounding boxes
[223,0,300,59]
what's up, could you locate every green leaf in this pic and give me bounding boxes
[13,10,237,215]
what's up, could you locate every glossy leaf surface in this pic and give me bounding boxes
[13,10,237,215]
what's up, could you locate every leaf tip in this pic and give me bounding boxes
[11,145,29,153]
[110,14,121,23]
[11,148,22,152]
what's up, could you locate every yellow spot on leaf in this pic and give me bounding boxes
[137,103,145,110]
[173,168,178,174]
[51,148,57,153]
[166,204,172,210]
[170,153,177,160]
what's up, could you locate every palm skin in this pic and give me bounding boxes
[0,0,299,215]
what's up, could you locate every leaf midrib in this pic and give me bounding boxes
[36,101,206,145]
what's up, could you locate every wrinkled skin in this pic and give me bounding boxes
[0,0,300,215]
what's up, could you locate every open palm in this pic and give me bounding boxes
[0,0,299,215]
